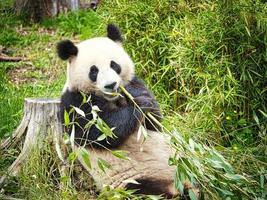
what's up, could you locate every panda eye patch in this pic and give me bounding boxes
[89,65,99,82]
[110,60,121,74]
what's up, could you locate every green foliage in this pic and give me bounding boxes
[170,130,252,199]
[100,0,267,145]
[99,0,267,198]
[42,10,102,39]
[97,158,111,173]
[111,150,130,160]
[97,185,163,200]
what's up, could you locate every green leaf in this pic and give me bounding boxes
[60,176,70,183]
[96,118,115,138]
[260,174,264,188]
[80,91,87,104]
[168,157,176,166]
[147,195,163,200]
[259,110,267,118]
[210,150,233,173]
[64,110,70,126]
[237,118,247,126]
[73,106,86,117]
[70,125,75,147]
[137,125,148,142]
[214,186,234,196]
[91,110,98,120]
[122,179,140,185]
[68,152,77,162]
[176,180,184,194]
[188,189,198,200]
[253,111,260,125]
[137,125,142,141]
[224,173,247,182]
[80,148,91,169]
[97,158,111,173]
[92,105,101,112]
[63,133,70,144]
[189,138,195,151]
[97,134,107,141]
[141,125,148,139]
[111,150,130,160]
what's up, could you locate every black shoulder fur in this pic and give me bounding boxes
[60,77,162,148]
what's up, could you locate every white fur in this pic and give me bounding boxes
[63,37,135,96]
[77,130,178,196]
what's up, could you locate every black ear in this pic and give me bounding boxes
[57,40,78,60]
[107,24,123,43]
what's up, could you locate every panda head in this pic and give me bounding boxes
[57,24,135,101]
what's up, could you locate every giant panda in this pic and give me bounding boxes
[57,24,188,199]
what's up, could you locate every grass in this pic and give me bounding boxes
[0,0,266,199]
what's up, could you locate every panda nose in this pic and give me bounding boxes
[104,82,117,90]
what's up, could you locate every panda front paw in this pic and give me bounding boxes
[134,96,159,113]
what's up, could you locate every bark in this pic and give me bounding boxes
[0,98,66,186]
[14,0,80,22]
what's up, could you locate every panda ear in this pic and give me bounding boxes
[57,40,78,60]
[107,24,123,43]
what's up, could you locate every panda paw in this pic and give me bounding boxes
[134,96,159,113]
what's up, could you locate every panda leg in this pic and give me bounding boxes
[126,179,180,199]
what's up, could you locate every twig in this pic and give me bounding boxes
[0,194,24,200]
[0,55,27,62]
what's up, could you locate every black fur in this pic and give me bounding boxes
[107,24,123,43]
[57,40,78,60]
[126,179,179,199]
[89,65,99,82]
[60,77,162,148]
[110,60,121,74]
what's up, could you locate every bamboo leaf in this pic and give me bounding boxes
[68,152,77,162]
[92,105,101,112]
[73,106,86,117]
[147,195,163,200]
[64,110,70,125]
[80,148,92,169]
[122,179,140,185]
[188,189,198,200]
[97,158,111,173]
[137,125,142,142]
[111,150,130,160]
[80,91,87,104]
[70,125,75,147]
[97,134,107,141]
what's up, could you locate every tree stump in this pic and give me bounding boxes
[0,98,65,186]
[13,0,100,22]
[14,0,80,22]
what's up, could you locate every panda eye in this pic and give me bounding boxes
[89,65,99,82]
[110,60,121,74]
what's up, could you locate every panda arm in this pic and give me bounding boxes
[95,98,143,148]
[125,77,162,131]
[60,89,96,146]
[60,90,142,148]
